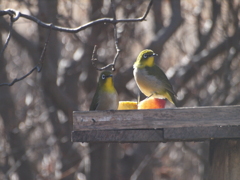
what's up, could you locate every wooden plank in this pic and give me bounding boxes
[72,129,164,143]
[164,126,240,141]
[72,105,240,142]
[73,105,240,130]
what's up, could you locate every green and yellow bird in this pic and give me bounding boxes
[90,71,119,110]
[133,49,177,106]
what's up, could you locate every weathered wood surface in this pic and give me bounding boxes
[72,130,164,143]
[208,139,240,180]
[72,105,240,142]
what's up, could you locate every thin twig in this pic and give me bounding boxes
[0,1,153,33]
[0,20,13,57]
[37,23,53,72]
[130,143,170,180]
[0,0,153,84]
[91,45,100,70]
[91,45,118,71]
[0,25,52,86]
[91,0,151,71]
[111,0,120,71]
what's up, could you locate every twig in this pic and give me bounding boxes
[0,0,153,84]
[130,143,170,180]
[130,154,152,180]
[0,19,13,57]
[0,1,153,33]
[37,23,53,72]
[91,0,151,71]
[0,25,53,86]
[111,0,120,71]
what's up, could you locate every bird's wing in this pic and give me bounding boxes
[89,88,100,110]
[146,65,177,96]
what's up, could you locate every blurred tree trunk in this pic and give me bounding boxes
[208,139,240,180]
[83,1,121,179]
[37,0,81,179]
[0,35,34,179]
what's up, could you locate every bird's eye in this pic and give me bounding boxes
[102,74,106,79]
[143,54,148,59]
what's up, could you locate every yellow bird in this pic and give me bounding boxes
[133,49,177,106]
[90,71,119,110]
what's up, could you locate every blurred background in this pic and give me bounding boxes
[0,0,240,179]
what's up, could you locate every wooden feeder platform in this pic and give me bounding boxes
[72,105,240,143]
[72,105,240,180]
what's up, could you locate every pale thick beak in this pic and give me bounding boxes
[152,53,158,56]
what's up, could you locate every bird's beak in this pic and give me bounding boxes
[152,53,158,57]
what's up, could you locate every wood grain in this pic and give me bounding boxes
[72,129,164,143]
[72,105,240,142]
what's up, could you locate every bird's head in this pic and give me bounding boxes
[98,71,115,92]
[134,49,158,68]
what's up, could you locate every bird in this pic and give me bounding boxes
[133,49,177,106]
[90,71,119,110]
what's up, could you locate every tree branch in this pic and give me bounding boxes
[0,21,13,57]
[194,0,220,55]
[115,0,183,94]
[171,31,239,93]
[0,0,153,84]
[91,0,123,71]
[0,1,153,33]
[148,0,183,55]
[0,24,52,86]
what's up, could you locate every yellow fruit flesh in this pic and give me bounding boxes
[118,101,138,110]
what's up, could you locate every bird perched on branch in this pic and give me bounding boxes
[90,71,119,110]
[133,49,177,106]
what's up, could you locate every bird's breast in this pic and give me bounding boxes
[133,67,165,98]
[97,91,118,110]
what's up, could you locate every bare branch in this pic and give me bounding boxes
[90,0,153,71]
[0,0,153,84]
[130,143,170,180]
[0,1,153,33]
[0,25,52,86]
[91,45,116,71]
[37,23,53,72]
[111,0,121,71]
[194,0,220,55]
[171,30,240,93]
[148,0,183,55]
[0,19,13,57]
[115,0,183,94]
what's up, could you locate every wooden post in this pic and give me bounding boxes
[209,139,240,180]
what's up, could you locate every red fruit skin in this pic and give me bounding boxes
[138,98,166,109]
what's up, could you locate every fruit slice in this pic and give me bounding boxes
[138,98,166,109]
[118,101,138,110]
